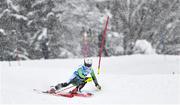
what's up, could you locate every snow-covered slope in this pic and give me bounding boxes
[0,55,180,104]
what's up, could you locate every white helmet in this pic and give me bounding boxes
[84,58,92,67]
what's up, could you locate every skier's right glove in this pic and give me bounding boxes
[95,84,101,90]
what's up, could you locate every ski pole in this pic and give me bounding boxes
[98,16,109,75]
[56,78,93,93]
[57,85,76,93]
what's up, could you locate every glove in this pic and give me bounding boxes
[95,84,101,90]
[84,77,93,82]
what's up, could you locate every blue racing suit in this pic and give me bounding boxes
[67,65,99,86]
[54,65,100,91]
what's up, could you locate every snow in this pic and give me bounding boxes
[166,23,173,29]
[0,55,180,104]
[27,20,33,26]
[0,63,2,103]
[11,14,28,21]
[133,40,156,54]
[47,12,55,18]
[32,0,46,8]
[95,0,108,2]
[59,48,74,58]
[0,29,6,35]
[38,28,47,40]
[108,32,124,38]
[7,0,19,12]
[104,9,113,19]
[0,9,11,18]
[0,10,27,22]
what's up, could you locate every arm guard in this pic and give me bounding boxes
[90,70,99,86]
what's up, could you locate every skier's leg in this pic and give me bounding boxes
[78,82,87,92]
[70,77,89,93]
[55,82,70,90]
[69,76,85,94]
[48,82,70,93]
[78,77,91,92]
[70,81,87,93]
[54,74,77,90]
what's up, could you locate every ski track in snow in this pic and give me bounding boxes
[0,55,180,104]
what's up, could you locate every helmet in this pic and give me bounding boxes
[84,58,92,67]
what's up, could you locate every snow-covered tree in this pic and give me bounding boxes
[132,40,156,54]
[0,0,179,61]
[110,0,180,55]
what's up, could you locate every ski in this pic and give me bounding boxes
[33,88,74,98]
[71,92,93,97]
[55,92,93,98]
[33,89,93,98]
[55,92,74,98]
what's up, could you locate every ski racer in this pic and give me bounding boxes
[50,58,101,94]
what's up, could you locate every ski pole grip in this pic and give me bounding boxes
[98,68,100,75]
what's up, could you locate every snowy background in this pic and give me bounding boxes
[0,0,180,60]
[0,0,180,104]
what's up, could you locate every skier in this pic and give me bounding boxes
[50,58,101,94]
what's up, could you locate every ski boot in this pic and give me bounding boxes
[69,84,85,94]
[69,87,78,94]
[49,87,56,94]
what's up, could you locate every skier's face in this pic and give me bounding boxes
[84,65,91,69]
[84,63,92,68]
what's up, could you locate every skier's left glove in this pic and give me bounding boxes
[95,84,101,90]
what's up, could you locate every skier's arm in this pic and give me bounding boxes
[90,70,100,87]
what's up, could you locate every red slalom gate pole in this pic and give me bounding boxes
[98,16,109,75]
